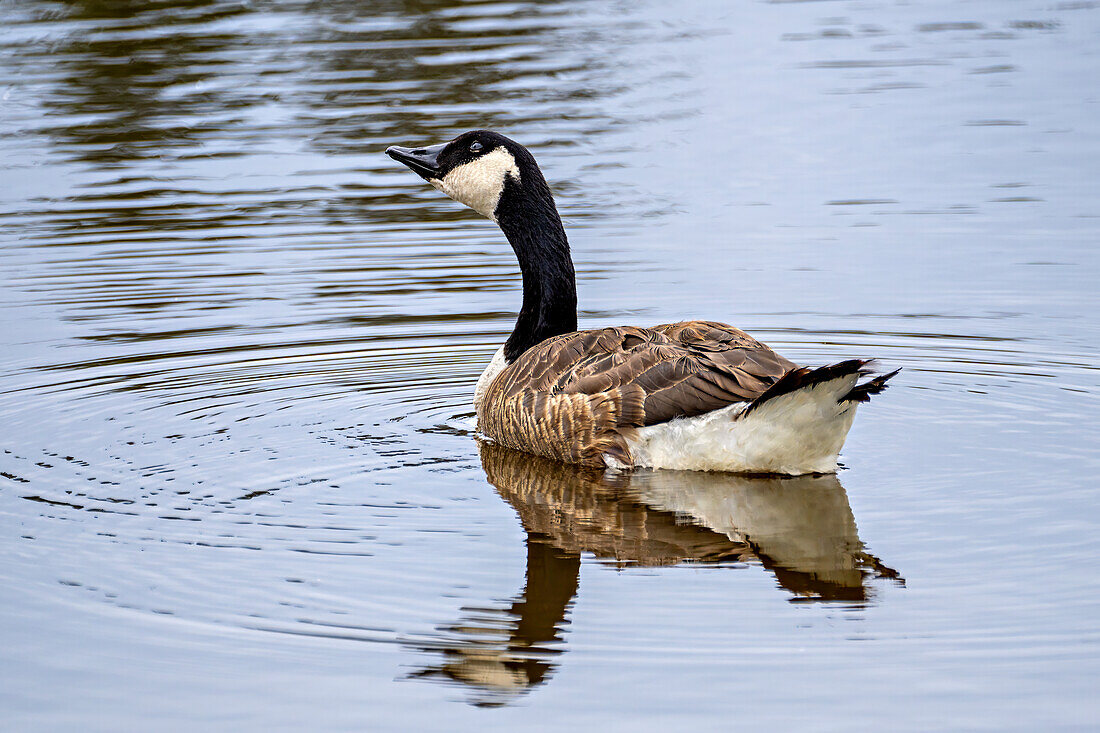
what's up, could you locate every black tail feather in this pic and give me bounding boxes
[740,359,871,418]
[740,360,900,418]
[841,368,901,403]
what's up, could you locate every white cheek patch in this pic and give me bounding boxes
[430,147,520,221]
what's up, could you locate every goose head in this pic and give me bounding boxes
[387,130,577,363]
[386,130,548,222]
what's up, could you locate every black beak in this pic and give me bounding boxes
[385,142,447,181]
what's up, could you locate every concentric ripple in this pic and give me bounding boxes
[1,0,1098,728]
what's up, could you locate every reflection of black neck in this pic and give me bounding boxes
[511,536,581,651]
[404,530,579,704]
[496,175,577,363]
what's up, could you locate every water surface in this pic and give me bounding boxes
[1,0,1098,729]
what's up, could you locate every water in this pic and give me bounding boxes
[1,0,1098,729]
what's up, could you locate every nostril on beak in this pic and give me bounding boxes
[412,148,426,155]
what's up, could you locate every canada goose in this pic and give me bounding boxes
[386,131,898,474]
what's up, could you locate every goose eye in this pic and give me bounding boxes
[469,142,483,153]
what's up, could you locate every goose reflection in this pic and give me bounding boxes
[406,442,900,705]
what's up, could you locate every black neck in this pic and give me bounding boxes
[496,173,577,363]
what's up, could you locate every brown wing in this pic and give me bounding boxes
[477,321,796,466]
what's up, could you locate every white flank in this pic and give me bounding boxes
[615,373,860,474]
[431,147,520,220]
[474,346,507,411]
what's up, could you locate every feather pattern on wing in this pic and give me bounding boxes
[476,321,797,466]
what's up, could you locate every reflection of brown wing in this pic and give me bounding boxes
[481,441,750,566]
[478,321,796,466]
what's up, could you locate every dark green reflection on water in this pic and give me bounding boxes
[34,0,632,168]
[40,0,255,166]
[407,443,901,706]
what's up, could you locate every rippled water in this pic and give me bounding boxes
[2,0,1098,729]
